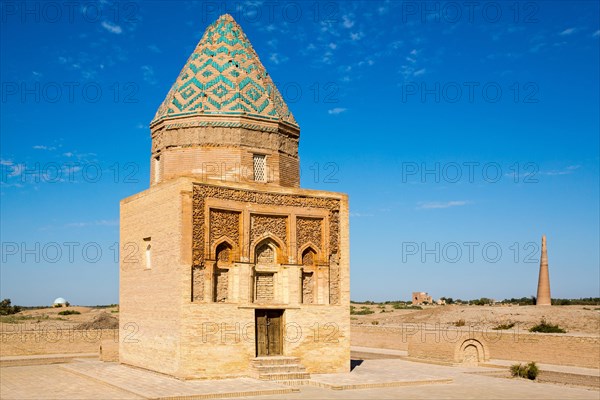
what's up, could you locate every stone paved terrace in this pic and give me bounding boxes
[0,364,141,400]
[239,358,599,400]
[59,360,297,399]
[1,357,599,400]
[311,358,453,390]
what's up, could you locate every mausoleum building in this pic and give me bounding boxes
[119,14,350,379]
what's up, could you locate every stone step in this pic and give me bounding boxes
[251,356,301,366]
[250,356,310,381]
[255,372,311,381]
[252,364,307,374]
[278,380,311,386]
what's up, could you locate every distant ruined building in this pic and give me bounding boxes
[412,292,432,305]
[536,235,551,306]
[119,14,350,379]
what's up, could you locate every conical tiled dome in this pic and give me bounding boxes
[152,14,297,128]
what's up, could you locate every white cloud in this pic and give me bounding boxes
[147,44,161,53]
[0,159,26,181]
[328,107,347,115]
[358,58,374,67]
[559,27,576,36]
[542,165,581,176]
[321,51,333,64]
[306,43,316,51]
[417,201,469,210]
[350,32,364,41]
[269,53,288,65]
[350,212,374,217]
[141,65,157,85]
[400,49,427,81]
[328,42,337,50]
[593,30,600,38]
[342,15,354,28]
[390,40,403,50]
[101,21,123,34]
[32,145,56,151]
[530,42,546,53]
[66,220,119,228]
[3,162,25,178]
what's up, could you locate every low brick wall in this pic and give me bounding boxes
[538,370,600,389]
[350,325,409,351]
[0,328,119,357]
[99,339,119,362]
[351,325,600,369]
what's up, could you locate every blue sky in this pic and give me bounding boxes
[1,1,599,305]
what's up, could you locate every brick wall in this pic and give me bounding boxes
[0,329,118,356]
[350,325,410,351]
[351,325,600,369]
[120,179,188,376]
[154,146,299,188]
[149,118,301,188]
[121,177,350,379]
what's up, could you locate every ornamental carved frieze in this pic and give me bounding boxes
[297,217,323,251]
[329,258,340,305]
[192,184,341,267]
[250,214,287,246]
[151,130,164,153]
[329,210,340,254]
[209,209,240,249]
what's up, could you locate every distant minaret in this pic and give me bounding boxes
[536,235,551,306]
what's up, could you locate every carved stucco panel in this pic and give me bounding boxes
[250,214,287,246]
[297,217,323,251]
[192,183,341,267]
[209,209,240,249]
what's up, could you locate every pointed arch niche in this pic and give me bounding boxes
[252,237,283,303]
[212,240,234,303]
[300,246,318,304]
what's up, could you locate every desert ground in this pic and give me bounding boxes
[3,303,598,334]
[349,304,600,335]
[0,305,119,331]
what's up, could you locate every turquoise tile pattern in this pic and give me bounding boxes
[152,14,298,128]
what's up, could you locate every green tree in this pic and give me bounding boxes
[0,299,22,315]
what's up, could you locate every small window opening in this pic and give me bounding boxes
[153,156,161,184]
[144,237,152,269]
[253,154,266,182]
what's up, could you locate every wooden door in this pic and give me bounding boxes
[255,309,283,356]
[256,310,268,356]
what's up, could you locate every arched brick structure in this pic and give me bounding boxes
[456,339,487,365]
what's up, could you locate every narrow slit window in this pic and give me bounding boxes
[144,237,152,269]
[153,156,161,184]
[253,154,266,182]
